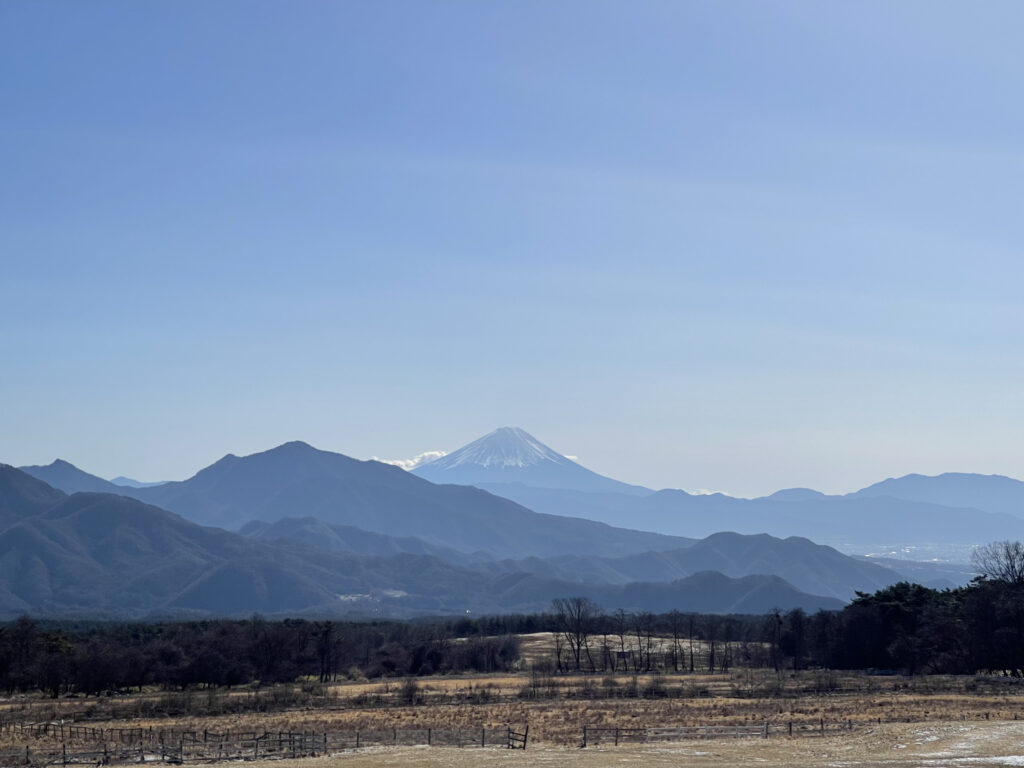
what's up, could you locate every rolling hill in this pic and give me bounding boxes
[851,472,1024,519]
[488,532,910,600]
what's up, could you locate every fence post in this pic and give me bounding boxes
[481,727,485,748]
[615,727,619,746]
[427,728,431,747]
[789,721,792,737]
[582,725,587,748]
[356,730,360,749]
[820,718,824,735]
[763,723,769,739]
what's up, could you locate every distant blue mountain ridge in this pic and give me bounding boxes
[18,427,1022,560]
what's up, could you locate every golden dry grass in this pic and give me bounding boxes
[6,683,1024,748]
[238,720,1024,768]
[4,668,1024,754]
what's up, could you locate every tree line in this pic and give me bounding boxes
[0,616,520,696]
[546,542,1024,677]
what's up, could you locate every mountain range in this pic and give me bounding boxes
[850,472,1024,519]
[27,429,1023,558]
[485,532,918,600]
[0,464,848,618]
[12,425,1019,619]
[494,486,1023,556]
[23,442,690,559]
[407,429,1023,557]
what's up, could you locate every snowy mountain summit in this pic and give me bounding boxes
[413,427,651,495]
[426,427,570,469]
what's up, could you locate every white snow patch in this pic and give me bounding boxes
[375,451,448,471]
[423,427,573,470]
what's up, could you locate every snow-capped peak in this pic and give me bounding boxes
[419,427,572,470]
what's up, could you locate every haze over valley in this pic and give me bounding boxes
[0,426,1005,619]
[6,7,1024,767]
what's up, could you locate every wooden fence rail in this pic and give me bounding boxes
[507,726,528,749]
[582,720,855,747]
[0,726,524,766]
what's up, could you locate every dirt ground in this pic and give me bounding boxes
[243,720,1024,767]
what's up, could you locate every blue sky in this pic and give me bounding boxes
[2,2,1023,496]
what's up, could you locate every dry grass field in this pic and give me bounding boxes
[9,679,1024,744]
[231,721,1024,768]
[5,633,1024,766]
[5,673,1024,746]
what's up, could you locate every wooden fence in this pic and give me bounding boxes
[581,719,856,746]
[0,724,525,765]
[507,725,528,749]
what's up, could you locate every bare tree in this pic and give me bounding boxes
[687,613,696,672]
[599,630,614,672]
[972,541,1024,584]
[552,631,566,673]
[551,597,601,672]
[704,615,722,673]
[632,611,655,671]
[667,611,684,672]
[613,609,630,671]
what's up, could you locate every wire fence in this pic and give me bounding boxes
[0,724,525,765]
[581,719,856,746]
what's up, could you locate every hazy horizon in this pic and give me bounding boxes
[3,3,1023,497]
[10,428,1024,500]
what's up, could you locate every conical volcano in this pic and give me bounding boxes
[413,427,650,495]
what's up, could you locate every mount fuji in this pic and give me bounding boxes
[412,427,651,496]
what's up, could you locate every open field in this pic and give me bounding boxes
[5,670,1024,741]
[11,720,1024,768]
[10,722,1024,767]
[6,661,1024,766]
[230,721,1024,767]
